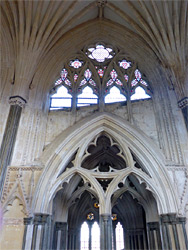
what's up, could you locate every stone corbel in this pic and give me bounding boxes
[9,96,27,108]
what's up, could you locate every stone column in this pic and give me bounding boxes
[55,222,68,250]
[31,213,49,250]
[22,217,32,250]
[100,214,112,250]
[160,214,188,250]
[178,97,188,130]
[147,222,162,250]
[112,221,117,250]
[0,96,26,198]
[68,228,76,250]
[88,222,92,250]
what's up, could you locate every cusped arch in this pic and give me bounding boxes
[32,112,178,215]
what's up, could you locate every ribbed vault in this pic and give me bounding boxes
[1,0,187,103]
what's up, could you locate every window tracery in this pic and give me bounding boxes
[50,43,152,110]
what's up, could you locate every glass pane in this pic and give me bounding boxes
[50,86,72,109]
[80,222,89,250]
[131,86,151,101]
[105,86,126,104]
[91,222,100,250]
[77,86,98,107]
[116,222,124,250]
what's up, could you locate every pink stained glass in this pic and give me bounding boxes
[55,78,63,86]
[61,69,68,80]
[140,79,148,86]
[124,74,129,82]
[131,79,138,86]
[98,69,104,78]
[64,78,71,86]
[119,60,131,69]
[74,74,78,82]
[80,79,87,86]
[110,69,118,80]
[89,79,96,86]
[84,69,92,80]
[107,79,114,86]
[135,69,142,81]
[70,59,83,68]
[115,79,123,86]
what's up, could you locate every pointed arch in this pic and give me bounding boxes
[32,112,178,215]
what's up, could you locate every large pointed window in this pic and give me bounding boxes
[116,222,124,250]
[50,43,152,110]
[80,221,100,250]
[80,222,89,250]
[91,222,100,250]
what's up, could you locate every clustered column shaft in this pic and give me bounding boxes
[0,96,26,198]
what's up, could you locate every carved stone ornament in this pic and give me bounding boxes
[9,96,27,108]
[178,97,188,109]
[97,0,107,8]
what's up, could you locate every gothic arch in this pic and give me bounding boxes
[32,112,178,215]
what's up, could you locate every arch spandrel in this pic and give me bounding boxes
[32,112,178,215]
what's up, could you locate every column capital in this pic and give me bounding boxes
[23,217,33,225]
[147,221,160,230]
[176,217,186,223]
[178,97,188,109]
[9,96,27,108]
[33,213,49,225]
[55,222,67,231]
[100,214,111,221]
[160,213,178,224]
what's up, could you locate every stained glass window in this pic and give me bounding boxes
[50,44,152,110]
[74,74,78,82]
[50,86,72,109]
[116,222,124,250]
[98,69,104,78]
[105,86,126,104]
[80,69,96,87]
[77,86,98,107]
[80,222,89,250]
[70,59,83,68]
[87,45,113,62]
[131,69,148,87]
[84,69,92,81]
[59,68,71,86]
[119,60,131,69]
[106,69,123,86]
[131,86,151,100]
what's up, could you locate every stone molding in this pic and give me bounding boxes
[33,213,49,225]
[9,96,27,108]
[147,221,160,230]
[24,217,33,225]
[55,221,67,231]
[178,97,188,109]
[3,218,24,225]
[160,213,186,224]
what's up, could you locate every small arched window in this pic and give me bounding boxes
[116,222,124,250]
[105,86,126,104]
[77,86,98,107]
[91,222,100,250]
[80,222,89,250]
[50,85,72,110]
[131,86,151,101]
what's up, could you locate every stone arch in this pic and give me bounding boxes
[32,112,178,215]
